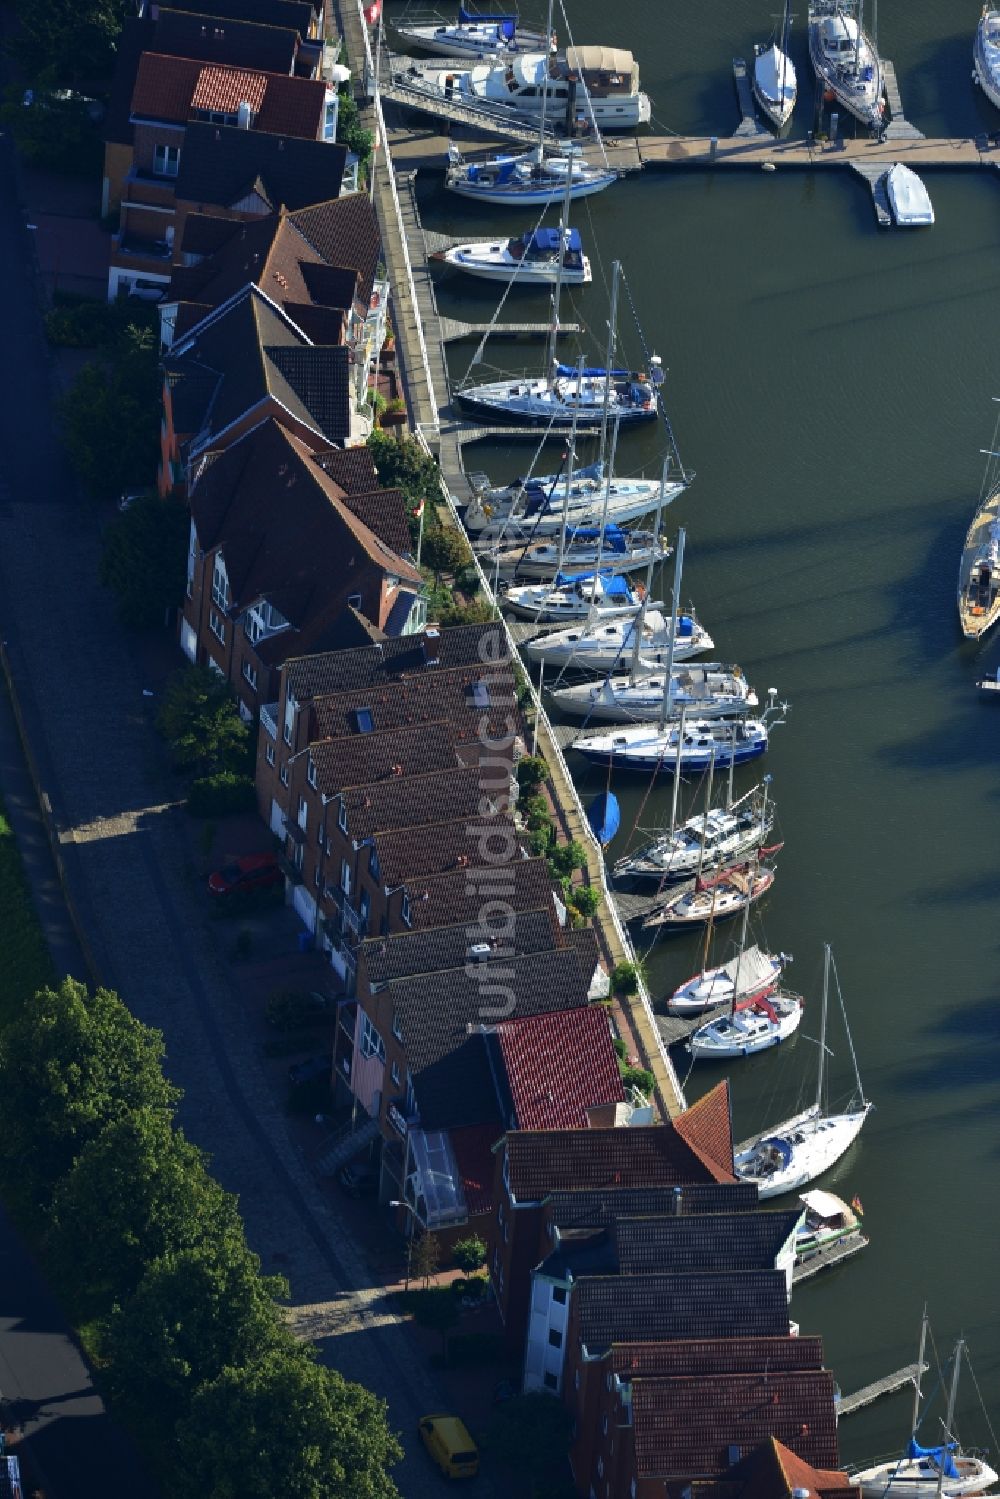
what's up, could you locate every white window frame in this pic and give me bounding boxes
[280,762,290,787]
[242,659,257,692]
[340,858,352,896]
[338,801,348,833]
[359,1011,386,1063]
[283,696,295,746]
[401,892,411,927]
[307,757,318,789]
[211,554,230,610]
[297,796,308,832]
[153,142,180,177]
[265,743,276,767]
[208,608,225,644]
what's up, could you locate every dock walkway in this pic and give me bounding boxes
[839,1363,927,1417]
[792,1233,869,1283]
[732,57,768,138]
[850,162,892,226]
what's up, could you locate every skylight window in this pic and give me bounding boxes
[467,680,490,708]
[353,707,374,734]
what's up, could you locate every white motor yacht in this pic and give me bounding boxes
[974,5,1000,109]
[886,163,934,226]
[438,225,591,285]
[549,663,756,722]
[407,46,650,128]
[522,608,714,669]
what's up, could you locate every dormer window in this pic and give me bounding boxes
[467,679,490,708]
[353,707,374,734]
[401,892,411,927]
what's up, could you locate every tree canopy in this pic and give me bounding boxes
[58,323,161,502]
[157,664,250,778]
[12,0,129,84]
[176,1347,402,1499]
[99,493,189,629]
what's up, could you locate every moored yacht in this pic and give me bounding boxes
[666,943,786,1013]
[753,0,797,129]
[487,526,669,578]
[391,8,554,60]
[502,570,644,621]
[463,465,675,540]
[549,663,757,722]
[408,45,650,128]
[456,358,662,426]
[808,0,884,128]
[642,862,776,930]
[615,784,776,884]
[886,163,934,226]
[445,144,617,205]
[438,225,591,284]
[687,991,803,1059]
[522,607,714,668]
[958,484,1000,639]
[572,715,772,774]
[974,5,1000,109]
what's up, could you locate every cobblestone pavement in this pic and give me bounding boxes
[0,140,505,1498]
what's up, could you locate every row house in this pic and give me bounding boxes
[160,197,386,405]
[107,52,341,300]
[687,1436,860,1499]
[488,1083,739,1351]
[145,0,325,42]
[180,417,422,718]
[160,284,357,494]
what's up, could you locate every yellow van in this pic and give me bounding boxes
[418,1414,480,1479]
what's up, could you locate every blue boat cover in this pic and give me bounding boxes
[587,791,620,846]
[555,364,628,378]
[496,159,517,184]
[528,227,583,253]
[459,7,517,22]
[522,459,602,491]
[907,1441,959,1478]
[759,1136,793,1166]
[553,571,630,595]
[677,614,693,636]
[563,525,626,548]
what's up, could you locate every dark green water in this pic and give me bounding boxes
[404,0,1000,1465]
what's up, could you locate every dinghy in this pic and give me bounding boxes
[886,163,934,226]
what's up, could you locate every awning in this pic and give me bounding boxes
[565,45,635,74]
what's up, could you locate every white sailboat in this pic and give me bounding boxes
[687,882,801,1059]
[958,406,1000,641]
[463,469,676,540]
[853,1317,998,1497]
[974,6,1000,110]
[734,944,872,1199]
[753,0,797,129]
[522,607,713,669]
[487,526,669,577]
[808,0,884,129]
[549,664,756,722]
[668,941,787,1013]
[391,8,554,60]
[615,779,776,885]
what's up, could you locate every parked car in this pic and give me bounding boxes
[265,989,336,1031]
[418,1416,479,1480]
[208,853,282,899]
[287,1055,331,1089]
[337,1161,379,1199]
[118,487,152,512]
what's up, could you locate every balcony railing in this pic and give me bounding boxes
[323,888,365,942]
[277,851,303,886]
[260,702,278,740]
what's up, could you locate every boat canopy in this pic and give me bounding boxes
[800,1189,849,1220]
[523,459,602,489]
[555,364,628,378]
[565,45,635,74]
[459,6,517,33]
[907,1440,959,1478]
[759,1136,793,1166]
[553,570,631,595]
[528,226,583,253]
[562,525,627,547]
[717,944,773,992]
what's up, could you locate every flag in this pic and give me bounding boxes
[412,497,425,519]
[850,1195,864,1216]
[363,0,381,23]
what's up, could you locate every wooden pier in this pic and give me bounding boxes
[656,1003,728,1049]
[792,1233,869,1283]
[439,317,580,343]
[838,1363,928,1418]
[883,58,925,141]
[732,57,768,138]
[851,163,892,227]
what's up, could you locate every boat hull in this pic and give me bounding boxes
[807,2,884,127]
[666,949,783,1012]
[853,1457,999,1497]
[752,44,797,129]
[391,24,551,59]
[643,868,775,929]
[446,172,617,206]
[974,13,1000,109]
[957,485,1000,638]
[441,247,591,284]
[618,825,772,884]
[456,382,658,426]
[735,1103,871,1198]
[550,667,755,722]
[687,995,802,1058]
[886,164,934,226]
[574,735,768,774]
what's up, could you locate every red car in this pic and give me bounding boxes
[208,853,283,898]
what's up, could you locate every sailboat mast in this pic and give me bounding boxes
[726,727,736,810]
[554,356,585,576]
[668,705,686,835]
[731,878,751,1019]
[537,0,553,152]
[598,261,620,470]
[629,457,668,681]
[657,526,685,731]
[546,146,575,379]
[816,942,830,1114]
[911,1307,928,1441]
[591,415,620,589]
[937,1340,965,1499]
[694,752,716,888]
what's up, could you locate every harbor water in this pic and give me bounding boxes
[403,0,1000,1465]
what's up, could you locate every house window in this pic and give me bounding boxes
[359,1012,386,1062]
[359,889,370,933]
[353,707,374,734]
[340,858,352,896]
[153,142,180,177]
[347,592,362,609]
[317,822,325,846]
[401,892,411,927]
[307,757,317,789]
[390,1060,401,1087]
[313,862,322,888]
[543,1372,558,1391]
[369,847,380,881]
[325,836,333,856]
[283,697,295,745]
[392,1010,403,1042]
[211,554,229,609]
[266,743,276,767]
[552,1286,567,1305]
[292,841,304,872]
[548,1328,562,1349]
[280,762,290,787]
[467,679,490,708]
[297,796,308,832]
[338,801,348,833]
[242,659,257,692]
[209,608,225,644]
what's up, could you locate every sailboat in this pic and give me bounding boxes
[641,860,776,931]
[687,891,802,1058]
[444,0,617,204]
[488,526,669,578]
[668,942,787,1013]
[807,0,884,129]
[852,1317,998,1497]
[391,7,554,60]
[753,0,797,129]
[573,712,775,774]
[437,225,592,286]
[614,779,776,884]
[958,406,1000,640]
[463,471,675,541]
[734,944,872,1199]
[523,606,714,669]
[550,664,756,722]
[973,6,1000,110]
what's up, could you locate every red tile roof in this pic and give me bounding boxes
[504,1119,733,1203]
[631,1370,840,1479]
[495,1007,624,1130]
[191,62,268,113]
[450,1124,501,1218]
[609,1336,825,1380]
[674,1080,735,1180]
[131,53,324,137]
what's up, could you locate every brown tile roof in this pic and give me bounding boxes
[504,1122,733,1205]
[390,948,592,1128]
[175,210,246,258]
[175,121,346,213]
[402,856,557,933]
[612,1209,802,1275]
[346,764,486,844]
[312,445,379,495]
[284,622,511,701]
[360,909,559,989]
[495,1007,624,1130]
[373,813,524,889]
[131,52,204,122]
[690,1435,857,1499]
[191,62,268,112]
[574,1270,790,1353]
[325,489,412,564]
[308,663,518,748]
[311,722,459,797]
[544,1182,760,1228]
[674,1081,735,1179]
[609,1336,826,1380]
[131,54,326,135]
[289,195,382,306]
[631,1371,840,1480]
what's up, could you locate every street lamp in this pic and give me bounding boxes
[389,1199,418,1290]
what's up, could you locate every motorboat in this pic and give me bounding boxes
[666,943,786,1014]
[687,991,803,1059]
[958,484,1000,639]
[522,608,714,669]
[753,1,797,129]
[807,0,884,128]
[407,45,650,128]
[464,467,676,539]
[456,359,662,426]
[886,163,934,226]
[445,144,617,205]
[437,226,591,285]
[485,527,669,578]
[734,945,872,1199]
[502,570,646,622]
[641,862,776,931]
[391,8,554,60]
[974,6,1000,110]
[549,662,756,722]
[975,665,1000,694]
[615,784,776,885]
[794,1188,865,1266]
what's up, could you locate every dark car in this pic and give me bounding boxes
[338,1161,379,1198]
[287,1055,331,1089]
[266,989,337,1031]
[208,853,282,898]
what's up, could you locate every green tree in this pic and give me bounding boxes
[483,1393,573,1495]
[0,978,179,1206]
[99,493,188,629]
[610,961,640,996]
[58,323,161,501]
[335,87,374,169]
[452,1236,486,1272]
[366,429,439,512]
[548,839,587,878]
[157,665,250,777]
[12,0,128,83]
[516,756,547,793]
[49,1110,242,1314]
[412,1286,459,1362]
[411,1226,440,1288]
[420,526,470,576]
[102,1237,290,1437]
[569,884,600,919]
[0,86,102,174]
[175,1346,402,1499]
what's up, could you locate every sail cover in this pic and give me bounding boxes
[907,1441,959,1478]
[555,364,629,378]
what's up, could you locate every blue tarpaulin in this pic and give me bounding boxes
[555,364,628,378]
[907,1440,959,1478]
[553,571,631,595]
[527,227,583,254]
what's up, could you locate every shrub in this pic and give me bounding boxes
[516,756,547,793]
[527,825,554,858]
[0,87,102,174]
[612,1037,628,1062]
[57,323,160,502]
[99,492,188,630]
[157,666,250,779]
[187,772,256,818]
[264,990,329,1032]
[451,1236,486,1273]
[421,526,470,576]
[620,1064,655,1098]
[610,961,640,996]
[569,885,600,919]
[548,839,587,878]
[449,1273,489,1300]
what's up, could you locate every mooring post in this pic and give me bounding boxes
[709,135,718,160]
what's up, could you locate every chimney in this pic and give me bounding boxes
[422,625,441,664]
[237,100,253,129]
